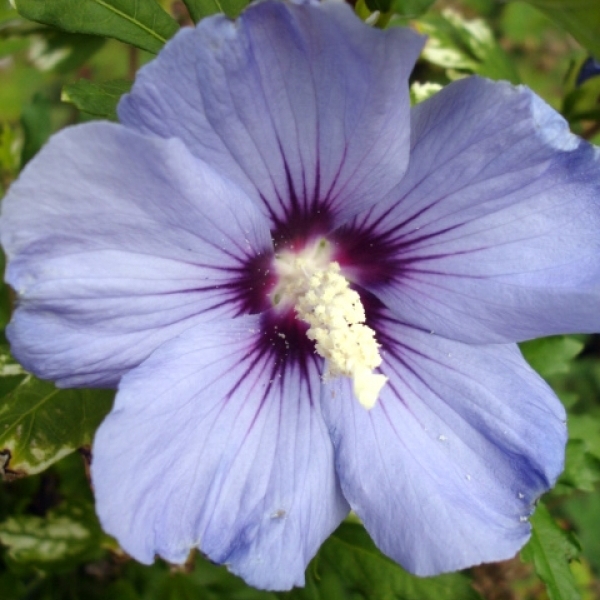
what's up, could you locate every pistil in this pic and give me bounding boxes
[273,241,387,409]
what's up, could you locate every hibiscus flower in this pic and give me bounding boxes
[2,0,600,591]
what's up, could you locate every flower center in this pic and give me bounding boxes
[272,239,387,409]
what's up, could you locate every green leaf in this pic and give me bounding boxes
[555,439,600,494]
[118,557,275,600]
[0,501,105,571]
[19,92,51,167]
[517,0,600,58]
[365,0,436,16]
[0,15,46,39]
[521,503,581,600]
[415,9,520,83]
[182,0,249,22]
[101,580,141,600]
[520,336,584,379]
[568,412,600,460]
[562,492,600,573]
[13,0,179,54]
[563,72,600,125]
[392,0,437,17]
[0,570,26,600]
[364,0,389,13]
[0,125,19,197]
[285,522,482,600]
[62,79,132,120]
[0,36,28,60]
[0,2,19,25]
[28,31,105,74]
[0,360,113,477]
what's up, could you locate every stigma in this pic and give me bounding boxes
[273,240,387,409]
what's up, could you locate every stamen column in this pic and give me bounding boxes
[273,241,387,409]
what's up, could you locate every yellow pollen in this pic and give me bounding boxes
[274,244,387,409]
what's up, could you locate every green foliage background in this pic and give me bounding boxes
[0,0,600,598]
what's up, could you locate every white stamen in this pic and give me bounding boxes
[273,241,387,409]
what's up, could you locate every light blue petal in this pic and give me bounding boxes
[349,77,600,343]
[92,315,349,591]
[0,122,272,387]
[119,0,424,228]
[322,310,566,575]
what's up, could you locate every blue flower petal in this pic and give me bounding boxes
[0,122,272,387]
[92,315,349,591]
[322,309,566,576]
[348,77,600,343]
[119,0,424,229]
